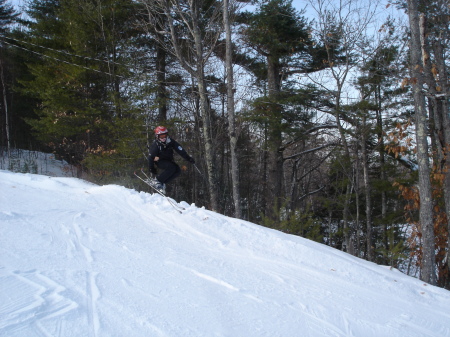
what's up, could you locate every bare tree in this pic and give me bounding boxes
[223,0,242,218]
[406,0,436,285]
[411,0,450,286]
[139,0,222,211]
[360,109,373,261]
[307,0,378,254]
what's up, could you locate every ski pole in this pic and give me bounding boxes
[193,163,202,175]
[193,163,208,183]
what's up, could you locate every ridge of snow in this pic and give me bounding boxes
[1,169,449,337]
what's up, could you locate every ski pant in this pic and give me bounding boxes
[156,159,181,184]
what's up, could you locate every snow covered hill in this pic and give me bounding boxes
[1,170,450,337]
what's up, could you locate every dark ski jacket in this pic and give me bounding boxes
[148,137,192,170]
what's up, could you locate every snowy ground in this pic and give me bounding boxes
[1,168,450,337]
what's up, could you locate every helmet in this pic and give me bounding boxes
[154,126,168,135]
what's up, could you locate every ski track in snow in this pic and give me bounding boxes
[71,212,100,337]
[0,268,78,336]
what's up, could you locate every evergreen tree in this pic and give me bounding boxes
[355,44,408,264]
[0,0,18,35]
[241,0,315,220]
[240,0,340,222]
[0,0,19,152]
[20,0,144,180]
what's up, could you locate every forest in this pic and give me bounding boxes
[0,0,449,289]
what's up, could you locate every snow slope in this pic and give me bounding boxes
[1,170,449,337]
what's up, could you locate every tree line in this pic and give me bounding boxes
[0,0,448,288]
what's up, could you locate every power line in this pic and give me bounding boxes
[0,37,363,104]
[0,37,126,78]
[3,35,127,67]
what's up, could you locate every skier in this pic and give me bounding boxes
[148,126,195,193]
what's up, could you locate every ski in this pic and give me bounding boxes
[134,169,185,213]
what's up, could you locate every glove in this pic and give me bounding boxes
[188,157,195,164]
[150,167,157,175]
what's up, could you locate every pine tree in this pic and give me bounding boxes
[241,0,315,220]
[241,0,339,221]
[20,0,144,179]
[0,0,19,152]
[0,0,18,35]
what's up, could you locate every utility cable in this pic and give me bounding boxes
[0,37,126,78]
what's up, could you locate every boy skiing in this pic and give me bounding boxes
[148,126,195,193]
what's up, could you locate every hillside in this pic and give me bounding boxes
[1,170,449,337]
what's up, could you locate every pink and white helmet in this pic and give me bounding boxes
[154,126,168,135]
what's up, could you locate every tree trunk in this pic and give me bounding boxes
[421,14,450,285]
[0,60,10,156]
[355,143,360,257]
[223,0,241,218]
[407,0,436,285]
[361,113,373,261]
[375,88,388,261]
[266,56,283,219]
[191,2,219,212]
[334,92,352,252]
[156,43,167,122]
[434,44,450,282]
